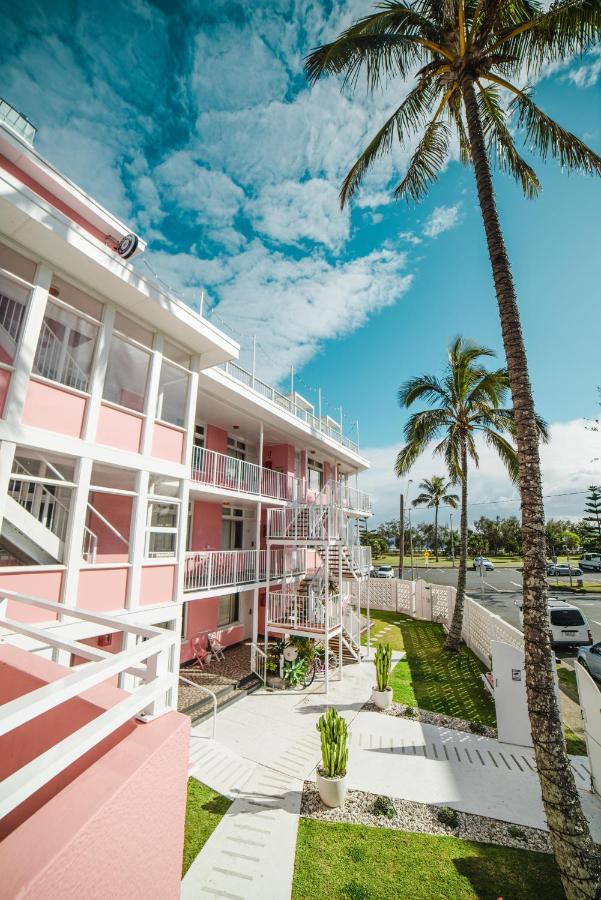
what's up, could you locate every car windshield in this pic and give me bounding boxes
[379,566,392,571]
[550,609,585,627]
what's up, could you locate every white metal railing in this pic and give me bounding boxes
[0,589,177,821]
[33,319,89,392]
[0,292,25,346]
[183,547,306,592]
[347,545,372,575]
[178,675,216,739]
[267,590,342,631]
[218,360,359,453]
[191,446,303,502]
[325,480,372,515]
[250,642,267,684]
[268,505,342,542]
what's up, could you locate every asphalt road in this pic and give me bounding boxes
[382,565,601,661]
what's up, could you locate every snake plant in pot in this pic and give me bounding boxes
[315,707,349,807]
[373,643,393,710]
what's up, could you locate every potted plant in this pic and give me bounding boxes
[372,643,393,710]
[315,707,349,807]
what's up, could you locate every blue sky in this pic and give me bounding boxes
[2,0,600,523]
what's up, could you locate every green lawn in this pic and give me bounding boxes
[292,819,564,900]
[363,610,496,727]
[182,778,231,877]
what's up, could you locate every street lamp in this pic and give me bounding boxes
[450,513,455,568]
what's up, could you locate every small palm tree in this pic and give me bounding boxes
[306,5,601,892]
[395,337,538,651]
[412,476,459,561]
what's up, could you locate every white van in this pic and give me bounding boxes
[579,553,601,573]
[517,597,592,648]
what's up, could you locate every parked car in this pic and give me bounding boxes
[517,597,592,648]
[375,565,395,579]
[547,563,583,577]
[472,557,494,571]
[369,565,377,577]
[579,553,601,573]
[577,643,601,682]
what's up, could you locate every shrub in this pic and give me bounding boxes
[316,707,348,778]
[436,806,459,829]
[507,825,527,841]
[469,721,486,735]
[375,643,392,692]
[404,706,416,717]
[373,795,396,819]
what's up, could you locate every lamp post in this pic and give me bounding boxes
[399,479,413,580]
[450,513,455,568]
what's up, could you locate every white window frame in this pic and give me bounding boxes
[217,592,240,628]
[144,495,180,559]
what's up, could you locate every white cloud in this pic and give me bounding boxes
[400,231,423,246]
[361,420,601,527]
[423,204,462,239]
[247,179,349,250]
[566,48,601,88]
[154,151,244,227]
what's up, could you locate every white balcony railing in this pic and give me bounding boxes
[0,589,177,821]
[267,590,342,632]
[268,505,343,542]
[183,548,306,593]
[325,480,372,516]
[348,545,372,575]
[191,447,302,502]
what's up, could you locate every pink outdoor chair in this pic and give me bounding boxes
[208,632,225,662]
[191,634,211,670]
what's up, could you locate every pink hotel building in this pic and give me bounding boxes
[0,101,371,893]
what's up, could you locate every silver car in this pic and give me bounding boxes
[577,643,601,682]
[547,563,583,577]
[375,565,395,579]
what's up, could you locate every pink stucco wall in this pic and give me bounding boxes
[191,499,222,550]
[140,564,175,605]
[263,443,295,475]
[22,379,86,437]
[0,569,63,622]
[96,402,143,453]
[77,566,129,611]
[0,367,11,417]
[180,596,243,663]
[0,646,190,900]
[206,423,227,453]
[88,492,132,563]
[151,421,185,463]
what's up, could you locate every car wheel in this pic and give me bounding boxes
[578,658,589,670]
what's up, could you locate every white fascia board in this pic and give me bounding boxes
[200,366,370,471]
[0,173,239,367]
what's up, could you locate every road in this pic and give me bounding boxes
[383,565,601,662]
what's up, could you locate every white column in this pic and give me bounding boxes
[183,355,200,471]
[4,263,52,428]
[62,456,93,609]
[324,542,329,695]
[0,440,16,532]
[140,333,163,457]
[174,473,189,610]
[253,423,264,648]
[82,303,115,441]
[126,469,149,610]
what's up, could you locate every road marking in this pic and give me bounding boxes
[483,580,500,592]
[590,621,601,627]
[510,581,522,588]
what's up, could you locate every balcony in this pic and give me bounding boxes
[267,590,342,634]
[191,447,302,502]
[325,480,372,516]
[183,548,306,593]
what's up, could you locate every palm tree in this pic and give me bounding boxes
[412,475,459,561]
[395,337,532,649]
[306,5,601,893]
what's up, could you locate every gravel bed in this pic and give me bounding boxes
[300,782,551,853]
[362,700,498,739]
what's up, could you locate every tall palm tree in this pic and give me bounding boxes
[306,5,601,893]
[395,338,533,650]
[412,475,459,561]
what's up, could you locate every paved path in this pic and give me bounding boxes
[182,659,601,899]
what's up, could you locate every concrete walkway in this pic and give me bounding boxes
[182,658,601,899]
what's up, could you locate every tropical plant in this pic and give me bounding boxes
[316,707,349,778]
[283,657,307,687]
[306,3,601,893]
[375,642,393,691]
[412,476,459,560]
[581,485,601,553]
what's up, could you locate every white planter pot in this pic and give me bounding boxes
[316,769,348,808]
[372,686,393,710]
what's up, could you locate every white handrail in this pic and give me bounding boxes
[33,318,89,391]
[250,642,267,684]
[191,446,302,502]
[267,591,342,631]
[179,675,216,739]
[184,548,306,592]
[325,479,372,515]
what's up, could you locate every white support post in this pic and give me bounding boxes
[127,469,149,610]
[4,263,52,429]
[140,333,163,457]
[264,521,271,661]
[324,543,329,694]
[254,423,263,649]
[61,456,93,610]
[366,579,371,658]
[182,355,200,472]
[82,304,115,442]
[339,630,343,681]
[0,440,16,534]
[251,335,256,389]
[174,473,189,611]
[290,366,294,402]
[318,388,322,430]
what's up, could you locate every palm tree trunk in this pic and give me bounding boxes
[434,503,439,561]
[444,440,468,651]
[461,74,601,899]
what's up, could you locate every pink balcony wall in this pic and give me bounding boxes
[191,499,223,550]
[77,566,129,612]
[263,443,295,475]
[88,492,132,563]
[0,569,63,622]
[140,564,175,605]
[0,645,190,899]
[205,423,227,453]
[181,596,244,663]
[96,402,143,453]
[152,420,185,463]
[0,368,10,417]
[22,379,86,437]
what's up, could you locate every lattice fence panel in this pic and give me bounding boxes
[430,584,452,623]
[397,579,414,614]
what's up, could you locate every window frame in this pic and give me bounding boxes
[217,593,240,628]
[144,495,181,559]
[102,327,152,414]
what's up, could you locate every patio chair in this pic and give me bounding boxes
[208,632,226,662]
[191,634,211,670]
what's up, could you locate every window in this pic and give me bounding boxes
[0,275,28,365]
[222,507,244,550]
[156,359,189,427]
[550,609,585,627]
[33,300,98,392]
[218,593,239,627]
[227,436,246,460]
[164,340,191,369]
[307,458,323,492]
[194,424,205,448]
[103,333,150,412]
[145,499,179,558]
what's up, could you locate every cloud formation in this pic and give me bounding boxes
[423,204,462,239]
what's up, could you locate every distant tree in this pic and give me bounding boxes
[412,476,459,561]
[376,519,401,547]
[581,486,601,553]
[563,531,581,555]
[361,530,388,559]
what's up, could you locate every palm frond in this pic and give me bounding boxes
[448,90,471,163]
[398,374,449,408]
[483,429,520,484]
[477,83,541,197]
[306,33,426,89]
[394,119,451,202]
